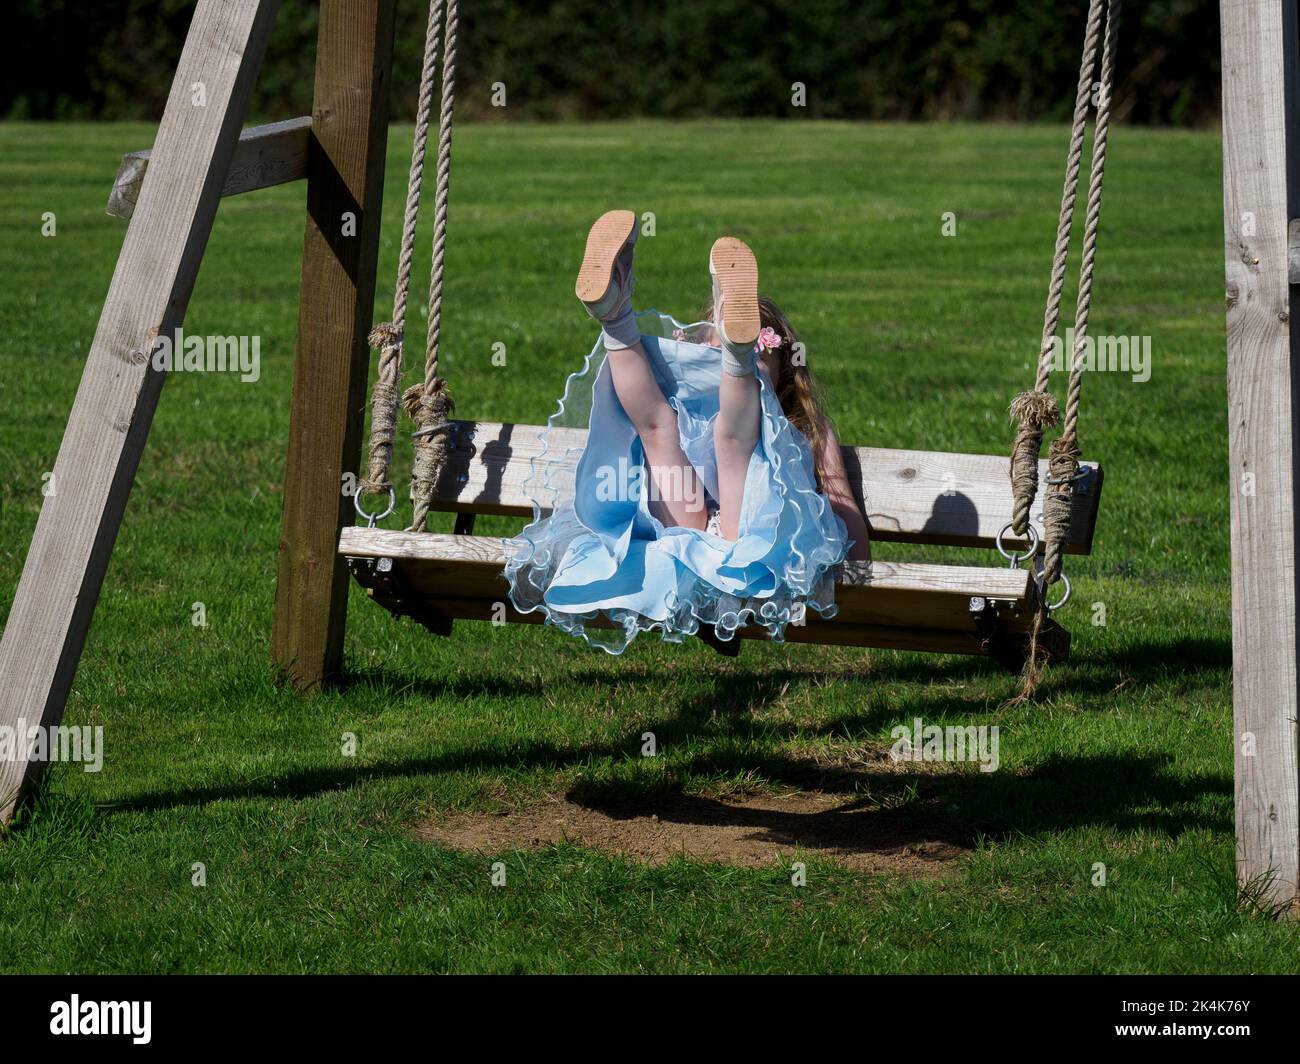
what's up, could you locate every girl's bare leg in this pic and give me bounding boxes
[577,210,709,531]
[713,370,760,539]
[607,341,707,530]
[709,236,763,540]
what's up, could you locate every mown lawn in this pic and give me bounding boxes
[0,118,1288,973]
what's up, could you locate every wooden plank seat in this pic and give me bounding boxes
[340,528,1060,668]
[339,420,1100,668]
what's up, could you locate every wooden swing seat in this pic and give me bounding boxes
[101,123,1104,671]
[341,420,1102,668]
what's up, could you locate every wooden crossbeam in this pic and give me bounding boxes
[423,421,1104,555]
[107,116,312,220]
[0,0,283,827]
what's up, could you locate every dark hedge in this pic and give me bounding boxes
[5,0,1219,125]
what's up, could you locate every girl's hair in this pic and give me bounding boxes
[701,295,835,489]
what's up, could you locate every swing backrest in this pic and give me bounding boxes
[428,420,1103,555]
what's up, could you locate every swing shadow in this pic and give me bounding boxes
[557,659,1232,851]
[101,740,1228,853]
[338,626,1230,702]
[554,749,1229,863]
[103,632,1232,850]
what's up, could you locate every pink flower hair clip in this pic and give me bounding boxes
[756,326,782,352]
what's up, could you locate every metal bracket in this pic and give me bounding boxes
[346,555,453,636]
[969,596,1002,649]
[968,596,1071,672]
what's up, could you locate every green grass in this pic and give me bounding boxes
[0,118,1288,973]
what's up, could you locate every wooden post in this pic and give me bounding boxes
[0,0,282,826]
[1221,0,1300,914]
[270,0,398,689]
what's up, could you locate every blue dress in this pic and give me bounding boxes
[503,311,851,654]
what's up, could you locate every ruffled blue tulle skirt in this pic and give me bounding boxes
[503,311,850,654]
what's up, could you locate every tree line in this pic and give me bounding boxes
[5,1,1218,126]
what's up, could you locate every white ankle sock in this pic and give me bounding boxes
[721,345,755,376]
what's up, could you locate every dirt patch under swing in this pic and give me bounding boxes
[416,790,970,875]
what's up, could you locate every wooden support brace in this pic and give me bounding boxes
[107,116,312,220]
[0,0,283,827]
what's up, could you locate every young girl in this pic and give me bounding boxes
[504,209,871,653]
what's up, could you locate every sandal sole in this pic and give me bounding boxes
[576,209,637,303]
[709,237,760,345]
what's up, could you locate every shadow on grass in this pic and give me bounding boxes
[97,634,1232,848]
[340,632,1231,705]
[573,787,976,860]
[564,750,1231,842]
[100,739,1227,853]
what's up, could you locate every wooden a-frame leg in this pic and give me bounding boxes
[1221,0,1300,915]
[271,0,398,690]
[0,0,283,827]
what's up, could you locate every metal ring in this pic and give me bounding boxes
[1044,573,1072,611]
[996,522,1039,567]
[1045,468,1089,486]
[354,486,396,527]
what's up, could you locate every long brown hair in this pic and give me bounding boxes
[701,295,834,489]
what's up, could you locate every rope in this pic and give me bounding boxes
[1006,0,1119,704]
[1043,0,1119,585]
[1007,0,1104,535]
[361,0,447,498]
[406,0,459,533]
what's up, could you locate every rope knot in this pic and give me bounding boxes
[401,377,455,424]
[1047,433,1081,471]
[368,322,403,350]
[1008,389,1060,430]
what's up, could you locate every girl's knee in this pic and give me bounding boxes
[714,424,760,453]
[638,416,681,452]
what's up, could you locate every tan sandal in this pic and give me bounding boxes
[709,236,761,354]
[576,208,637,313]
